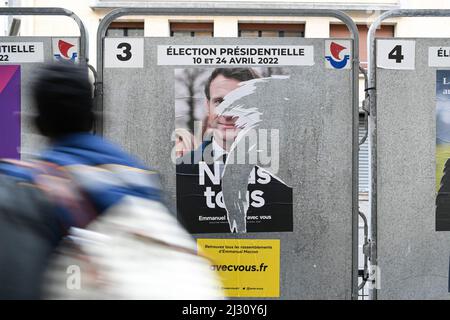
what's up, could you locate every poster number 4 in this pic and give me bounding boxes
[388,45,404,63]
[377,40,415,70]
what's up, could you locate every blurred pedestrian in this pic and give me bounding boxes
[0,62,222,299]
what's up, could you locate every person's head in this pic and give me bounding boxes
[204,68,260,149]
[31,62,94,139]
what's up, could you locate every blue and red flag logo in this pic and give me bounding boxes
[53,39,78,62]
[325,41,350,69]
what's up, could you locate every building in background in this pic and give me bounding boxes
[1,1,10,36]
[5,0,450,65]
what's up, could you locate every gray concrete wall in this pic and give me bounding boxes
[103,37,354,299]
[376,38,450,299]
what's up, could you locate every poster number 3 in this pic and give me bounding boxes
[377,40,415,70]
[117,42,132,61]
[105,38,144,68]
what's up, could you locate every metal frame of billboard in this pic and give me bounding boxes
[97,3,360,299]
[0,7,88,63]
[367,8,450,300]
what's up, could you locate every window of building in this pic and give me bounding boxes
[238,23,305,37]
[330,24,394,67]
[170,22,213,37]
[359,114,369,194]
[106,22,144,37]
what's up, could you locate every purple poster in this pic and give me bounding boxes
[0,65,20,159]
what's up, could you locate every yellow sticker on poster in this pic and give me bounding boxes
[197,239,280,298]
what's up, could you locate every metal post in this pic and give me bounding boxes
[97,3,360,299]
[359,66,369,146]
[367,8,450,300]
[0,7,89,63]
